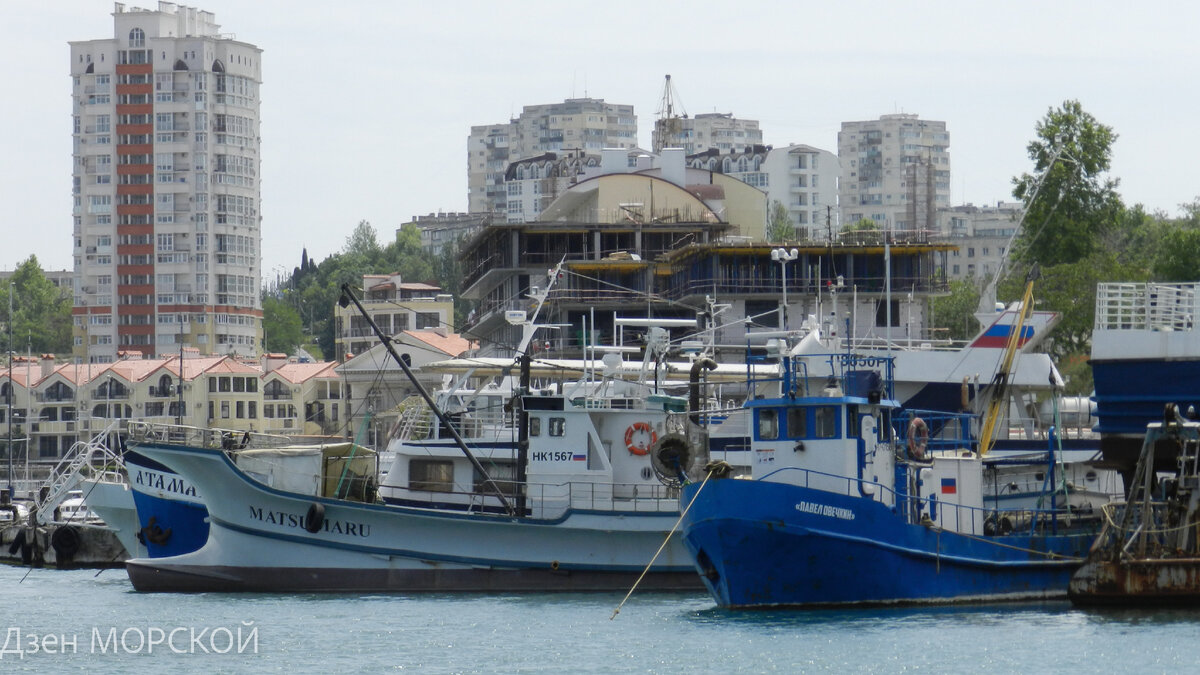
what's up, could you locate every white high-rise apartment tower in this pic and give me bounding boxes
[838,114,950,233]
[468,98,637,214]
[70,2,262,362]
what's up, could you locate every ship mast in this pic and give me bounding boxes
[338,285,515,516]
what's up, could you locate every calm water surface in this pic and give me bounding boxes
[2,563,1199,673]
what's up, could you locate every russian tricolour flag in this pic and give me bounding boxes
[941,478,957,494]
[572,454,586,462]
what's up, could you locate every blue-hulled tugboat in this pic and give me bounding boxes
[678,346,1103,609]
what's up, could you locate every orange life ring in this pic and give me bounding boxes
[625,422,657,456]
[907,417,929,460]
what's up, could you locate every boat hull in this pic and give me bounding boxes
[126,451,211,558]
[80,478,144,558]
[1069,556,1200,606]
[124,441,701,593]
[680,478,1094,609]
[1091,358,1200,438]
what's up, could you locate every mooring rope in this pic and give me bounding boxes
[610,467,719,620]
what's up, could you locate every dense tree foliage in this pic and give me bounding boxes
[1011,100,1123,268]
[0,256,72,355]
[262,295,304,355]
[765,201,794,243]
[930,280,981,342]
[270,221,462,358]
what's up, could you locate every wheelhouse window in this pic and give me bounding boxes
[786,407,807,439]
[548,417,565,437]
[529,416,541,437]
[758,409,778,440]
[410,459,454,492]
[815,406,838,438]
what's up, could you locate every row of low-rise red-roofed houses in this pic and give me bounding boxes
[0,328,474,483]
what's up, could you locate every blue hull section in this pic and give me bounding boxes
[681,479,1093,608]
[1091,358,1200,436]
[126,452,210,558]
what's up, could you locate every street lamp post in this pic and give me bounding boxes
[771,247,799,330]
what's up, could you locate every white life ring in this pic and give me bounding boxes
[624,422,657,456]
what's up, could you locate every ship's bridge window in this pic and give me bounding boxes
[815,406,838,438]
[758,409,778,440]
[549,417,565,437]
[786,407,807,439]
[529,416,542,437]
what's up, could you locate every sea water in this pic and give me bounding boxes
[3,564,1200,673]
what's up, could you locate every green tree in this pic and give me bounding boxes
[997,252,1144,361]
[765,201,794,243]
[0,256,72,355]
[930,279,981,341]
[262,295,304,355]
[381,223,435,283]
[1011,100,1123,268]
[343,220,382,260]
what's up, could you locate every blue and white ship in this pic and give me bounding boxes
[1091,281,1200,474]
[678,346,1103,609]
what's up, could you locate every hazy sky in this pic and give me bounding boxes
[5,1,1198,281]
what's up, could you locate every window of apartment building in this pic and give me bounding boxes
[416,312,440,329]
[875,299,901,327]
[967,247,975,258]
[221,401,230,419]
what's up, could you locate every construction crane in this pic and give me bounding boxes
[978,264,1041,455]
[652,74,687,153]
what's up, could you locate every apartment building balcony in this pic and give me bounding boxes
[34,420,78,435]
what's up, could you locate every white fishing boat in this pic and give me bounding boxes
[121,278,709,592]
[122,383,704,592]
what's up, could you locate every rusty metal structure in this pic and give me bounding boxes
[1069,405,1200,605]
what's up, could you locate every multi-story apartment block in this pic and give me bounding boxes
[503,150,600,223]
[0,351,348,474]
[940,202,1022,282]
[654,112,763,155]
[70,2,263,363]
[468,98,637,214]
[409,212,492,256]
[261,356,344,437]
[333,273,454,360]
[0,269,75,299]
[694,144,841,238]
[838,114,950,233]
